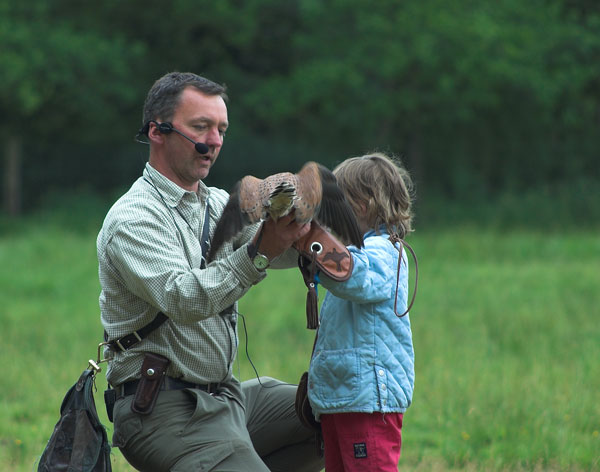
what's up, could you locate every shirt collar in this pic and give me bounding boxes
[144,163,210,206]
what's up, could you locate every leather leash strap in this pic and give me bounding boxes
[389,235,418,318]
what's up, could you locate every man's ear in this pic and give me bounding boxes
[147,121,165,144]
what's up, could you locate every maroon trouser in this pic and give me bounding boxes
[321,412,403,472]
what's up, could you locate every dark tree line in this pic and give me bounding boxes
[2,0,599,218]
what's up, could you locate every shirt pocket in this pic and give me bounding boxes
[310,348,360,406]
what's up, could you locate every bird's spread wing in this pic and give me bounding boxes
[206,161,364,263]
[207,173,292,262]
[293,162,322,224]
[312,163,364,248]
[206,179,252,263]
[238,175,266,222]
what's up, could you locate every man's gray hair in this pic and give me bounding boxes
[142,72,228,126]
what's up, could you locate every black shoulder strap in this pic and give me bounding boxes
[105,311,168,352]
[200,201,211,269]
[104,201,212,351]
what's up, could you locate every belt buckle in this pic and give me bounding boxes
[116,331,142,351]
[115,383,126,398]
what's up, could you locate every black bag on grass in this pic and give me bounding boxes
[38,369,111,471]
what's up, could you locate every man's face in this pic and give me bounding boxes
[164,87,229,188]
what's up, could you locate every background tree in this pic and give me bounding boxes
[0,0,144,214]
[2,0,599,225]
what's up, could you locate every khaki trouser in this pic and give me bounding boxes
[112,376,324,472]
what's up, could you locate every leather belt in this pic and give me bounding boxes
[116,377,220,398]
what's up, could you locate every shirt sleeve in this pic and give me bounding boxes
[317,239,397,304]
[106,215,266,324]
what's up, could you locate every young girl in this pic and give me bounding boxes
[308,152,415,471]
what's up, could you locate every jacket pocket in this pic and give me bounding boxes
[310,348,360,407]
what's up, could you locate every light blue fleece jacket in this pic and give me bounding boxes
[307,228,414,417]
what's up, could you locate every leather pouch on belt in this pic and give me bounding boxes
[131,352,170,415]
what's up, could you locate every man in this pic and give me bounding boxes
[97,72,322,471]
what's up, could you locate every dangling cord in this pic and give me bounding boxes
[389,234,419,318]
[238,311,294,389]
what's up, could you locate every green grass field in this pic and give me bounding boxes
[1,217,599,471]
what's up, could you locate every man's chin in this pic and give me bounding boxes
[196,168,211,181]
[197,158,216,180]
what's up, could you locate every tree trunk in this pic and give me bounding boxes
[3,135,22,216]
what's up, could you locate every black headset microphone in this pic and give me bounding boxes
[137,120,209,154]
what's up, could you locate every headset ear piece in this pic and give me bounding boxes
[137,122,151,137]
[135,120,174,144]
[157,122,173,134]
[139,121,173,136]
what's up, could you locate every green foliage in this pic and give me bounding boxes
[238,0,600,189]
[1,213,599,471]
[1,0,600,220]
[0,0,145,137]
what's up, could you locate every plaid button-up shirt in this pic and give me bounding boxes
[97,163,292,386]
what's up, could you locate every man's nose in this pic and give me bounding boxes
[205,127,223,147]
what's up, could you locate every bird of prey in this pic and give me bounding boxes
[206,161,363,262]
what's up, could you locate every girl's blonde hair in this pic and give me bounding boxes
[333,152,414,238]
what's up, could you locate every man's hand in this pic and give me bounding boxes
[253,213,311,260]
